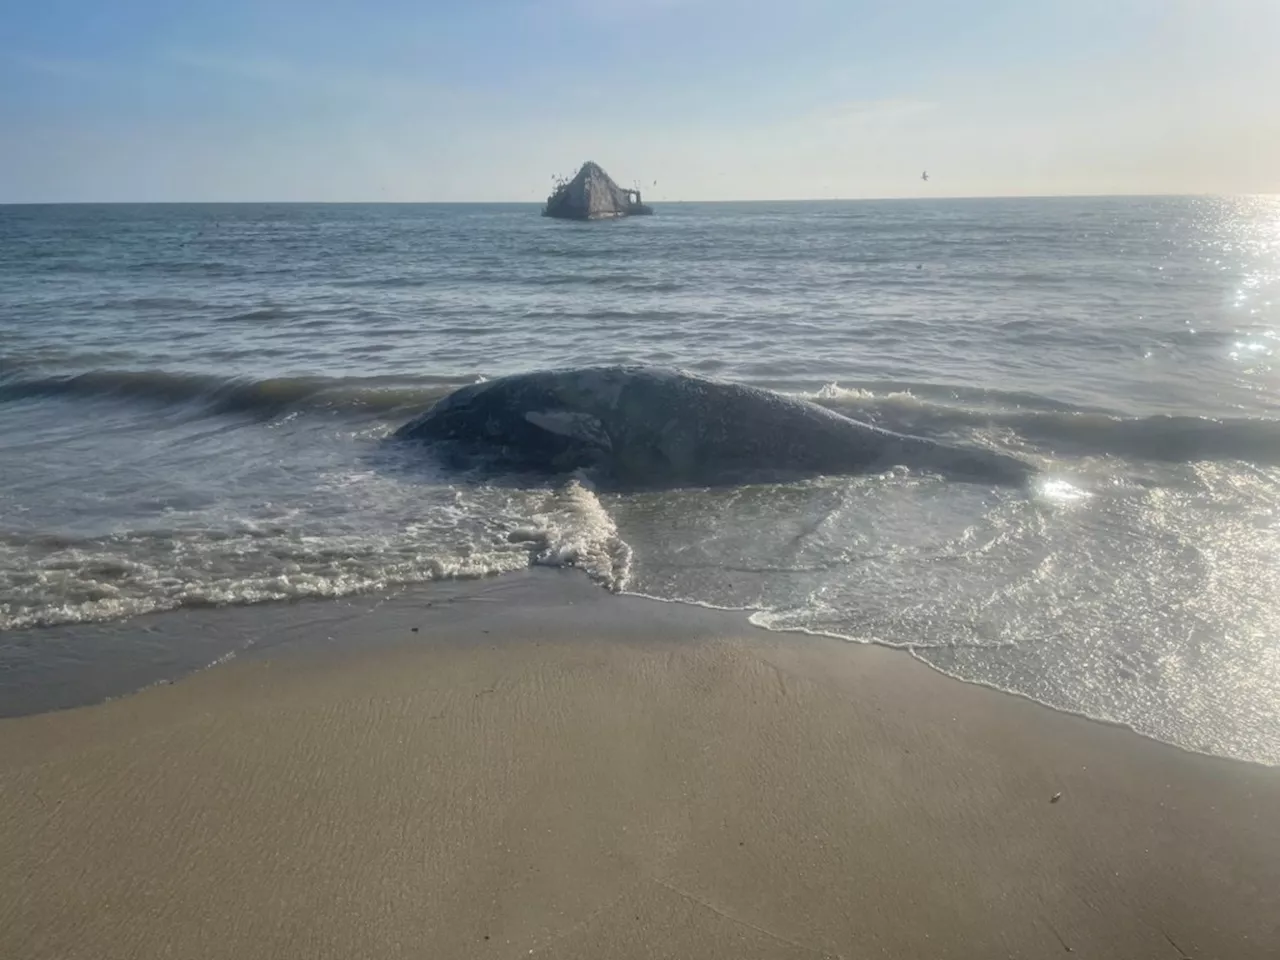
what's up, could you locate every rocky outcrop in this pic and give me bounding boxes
[543,162,653,221]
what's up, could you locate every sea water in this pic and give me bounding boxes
[2,197,1278,763]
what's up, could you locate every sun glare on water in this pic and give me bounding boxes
[1034,476,1091,504]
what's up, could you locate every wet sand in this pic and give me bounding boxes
[2,572,1278,959]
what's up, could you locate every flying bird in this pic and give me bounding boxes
[921,170,929,182]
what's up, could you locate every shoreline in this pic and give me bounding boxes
[3,569,1279,958]
[8,570,1276,771]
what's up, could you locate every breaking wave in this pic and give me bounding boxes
[3,365,1279,466]
[0,368,474,420]
[810,386,1280,465]
[0,475,631,630]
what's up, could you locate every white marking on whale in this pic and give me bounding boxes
[524,410,613,449]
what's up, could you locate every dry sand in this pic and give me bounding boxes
[2,572,1278,959]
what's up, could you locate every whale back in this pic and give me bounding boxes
[605,368,896,482]
[393,365,1034,488]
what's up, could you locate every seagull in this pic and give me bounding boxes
[921,170,929,182]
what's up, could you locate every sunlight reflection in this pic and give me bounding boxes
[1034,477,1091,504]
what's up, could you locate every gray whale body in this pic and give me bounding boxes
[393,366,1034,488]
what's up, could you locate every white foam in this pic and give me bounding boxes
[0,534,533,630]
[509,478,633,591]
[814,382,877,401]
[811,383,924,408]
[619,589,759,614]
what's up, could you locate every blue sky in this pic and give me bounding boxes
[2,0,1277,201]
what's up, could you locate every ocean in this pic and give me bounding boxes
[1,197,1278,764]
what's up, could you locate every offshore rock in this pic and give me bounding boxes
[543,162,653,221]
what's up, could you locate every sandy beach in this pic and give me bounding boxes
[2,572,1277,959]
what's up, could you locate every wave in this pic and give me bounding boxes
[0,477,629,630]
[215,307,292,324]
[813,389,1280,465]
[528,273,685,292]
[1013,412,1280,465]
[4,366,1279,466]
[0,369,471,420]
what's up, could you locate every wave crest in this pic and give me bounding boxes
[0,369,472,420]
[812,389,1280,465]
[5,366,1279,466]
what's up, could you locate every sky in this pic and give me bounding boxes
[2,0,1278,202]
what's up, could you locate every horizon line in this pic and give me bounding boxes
[2,191,1270,207]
